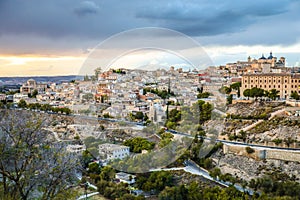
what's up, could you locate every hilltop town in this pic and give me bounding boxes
[1,52,300,199]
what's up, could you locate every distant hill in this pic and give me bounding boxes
[0,75,84,85]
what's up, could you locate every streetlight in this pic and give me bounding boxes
[84,182,89,200]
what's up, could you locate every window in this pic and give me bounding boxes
[285,85,287,88]
[278,85,280,88]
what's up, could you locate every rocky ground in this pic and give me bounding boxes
[249,126,300,144]
[227,101,285,117]
[248,116,300,142]
[172,170,223,188]
[212,150,300,182]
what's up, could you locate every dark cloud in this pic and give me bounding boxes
[0,0,299,54]
[135,0,291,36]
[74,1,99,16]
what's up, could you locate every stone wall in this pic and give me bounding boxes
[232,99,253,104]
[266,150,300,162]
[223,144,300,162]
[286,100,300,107]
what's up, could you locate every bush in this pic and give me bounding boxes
[245,146,255,154]
[272,138,282,145]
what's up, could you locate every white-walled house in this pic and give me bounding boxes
[98,143,130,161]
[115,172,136,184]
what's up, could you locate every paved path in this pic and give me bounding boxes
[76,173,99,200]
[235,120,263,134]
[77,192,99,200]
[151,160,254,195]
[235,107,287,134]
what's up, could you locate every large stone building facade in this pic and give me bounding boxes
[240,73,300,99]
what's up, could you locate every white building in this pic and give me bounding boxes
[66,144,86,153]
[0,94,6,101]
[115,172,136,184]
[98,143,130,161]
[13,93,29,103]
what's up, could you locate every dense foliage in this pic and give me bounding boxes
[197,92,210,98]
[143,87,174,99]
[243,88,279,100]
[159,183,248,200]
[123,137,155,153]
[135,171,174,193]
[17,99,71,114]
[165,100,213,130]
[0,110,79,200]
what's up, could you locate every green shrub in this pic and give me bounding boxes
[245,146,255,154]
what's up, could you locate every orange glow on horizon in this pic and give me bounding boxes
[0,54,85,77]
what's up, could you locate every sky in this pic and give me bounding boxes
[0,0,300,76]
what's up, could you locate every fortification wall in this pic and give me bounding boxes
[223,144,300,162]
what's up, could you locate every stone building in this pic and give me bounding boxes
[226,52,286,75]
[240,73,300,99]
[98,143,130,161]
[20,79,47,95]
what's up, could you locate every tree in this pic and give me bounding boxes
[88,162,101,175]
[197,100,213,124]
[159,132,174,148]
[138,171,173,192]
[135,111,144,120]
[209,167,221,179]
[83,74,90,81]
[227,94,233,105]
[61,107,71,115]
[94,67,102,79]
[17,99,27,108]
[268,89,280,100]
[243,89,251,99]
[100,166,115,181]
[197,92,210,98]
[239,130,247,142]
[81,150,94,168]
[291,91,300,100]
[159,185,188,200]
[123,137,155,153]
[31,89,38,98]
[284,137,294,147]
[245,146,255,154]
[250,87,265,100]
[0,110,80,200]
[230,82,241,90]
[219,86,232,94]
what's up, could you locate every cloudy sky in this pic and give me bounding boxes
[1,0,300,76]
